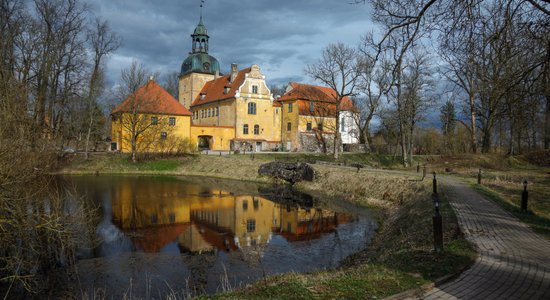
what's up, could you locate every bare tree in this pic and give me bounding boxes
[160,70,179,99]
[83,18,120,159]
[356,33,389,150]
[306,43,364,159]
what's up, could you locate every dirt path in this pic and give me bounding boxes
[422,178,550,299]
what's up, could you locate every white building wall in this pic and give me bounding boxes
[339,111,359,144]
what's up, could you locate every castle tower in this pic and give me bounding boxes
[178,13,221,109]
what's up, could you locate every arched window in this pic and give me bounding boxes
[243,124,249,134]
[248,102,256,115]
[254,125,260,135]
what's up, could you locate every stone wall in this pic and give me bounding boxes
[343,143,369,153]
[299,132,336,153]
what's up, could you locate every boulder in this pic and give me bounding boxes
[258,161,314,184]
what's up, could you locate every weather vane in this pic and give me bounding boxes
[200,0,205,17]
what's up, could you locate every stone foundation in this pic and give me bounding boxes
[299,132,335,153]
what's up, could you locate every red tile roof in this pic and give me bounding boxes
[277,82,354,111]
[191,67,252,107]
[112,80,191,116]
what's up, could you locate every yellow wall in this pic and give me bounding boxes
[111,113,192,153]
[298,115,336,133]
[281,100,299,151]
[178,72,216,109]
[192,100,235,127]
[190,125,235,150]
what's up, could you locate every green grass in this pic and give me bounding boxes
[472,184,550,237]
[200,265,423,300]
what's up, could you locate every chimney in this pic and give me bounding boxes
[149,75,154,81]
[230,63,238,83]
[215,70,219,79]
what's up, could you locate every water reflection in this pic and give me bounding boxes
[62,176,375,297]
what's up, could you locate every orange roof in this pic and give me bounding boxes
[129,223,189,253]
[191,67,252,107]
[112,80,191,116]
[277,82,354,111]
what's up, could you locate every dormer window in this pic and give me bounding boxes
[252,85,258,94]
[224,86,230,94]
[200,93,206,100]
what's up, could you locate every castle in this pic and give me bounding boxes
[111,16,358,153]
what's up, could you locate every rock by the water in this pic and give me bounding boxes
[258,161,314,184]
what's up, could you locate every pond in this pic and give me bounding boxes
[58,175,376,297]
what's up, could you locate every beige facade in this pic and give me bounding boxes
[178,72,216,110]
[186,64,282,151]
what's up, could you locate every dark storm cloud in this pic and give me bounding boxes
[85,0,374,88]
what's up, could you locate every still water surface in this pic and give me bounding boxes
[60,175,376,297]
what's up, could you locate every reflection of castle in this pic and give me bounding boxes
[110,179,350,253]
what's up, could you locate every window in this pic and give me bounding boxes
[254,125,259,135]
[243,124,249,134]
[341,119,345,132]
[216,107,219,116]
[151,116,158,125]
[253,197,259,210]
[288,103,293,113]
[151,214,158,224]
[248,102,256,115]
[169,117,176,126]
[309,101,315,113]
[246,219,256,232]
[242,200,248,210]
[160,132,167,140]
[252,85,258,94]
[169,213,176,223]
[307,122,312,131]
[201,110,204,118]
[208,108,211,117]
[317,122,323,131]
[287,122,292,131]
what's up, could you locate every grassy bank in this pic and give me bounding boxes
[417,153,550,237]
[60,152,476,299]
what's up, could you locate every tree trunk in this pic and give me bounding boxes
[468,88,478,153]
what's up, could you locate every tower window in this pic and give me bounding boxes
[203,62,210,71]
[248,102,256,115]
[288,103,293,113]
[287,122,292,131]
[252,85,258,94]
[243,124,249,134]
[254,125,259,135]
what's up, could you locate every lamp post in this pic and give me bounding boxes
[422,165,426,180]
[477,168,482,185]
[432,193,443,253]
[433,172,437,195]
[521,180,528,212]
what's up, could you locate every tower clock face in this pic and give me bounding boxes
[203,62,210,71]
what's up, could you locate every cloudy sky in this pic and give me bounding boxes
[84,0,376,88]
